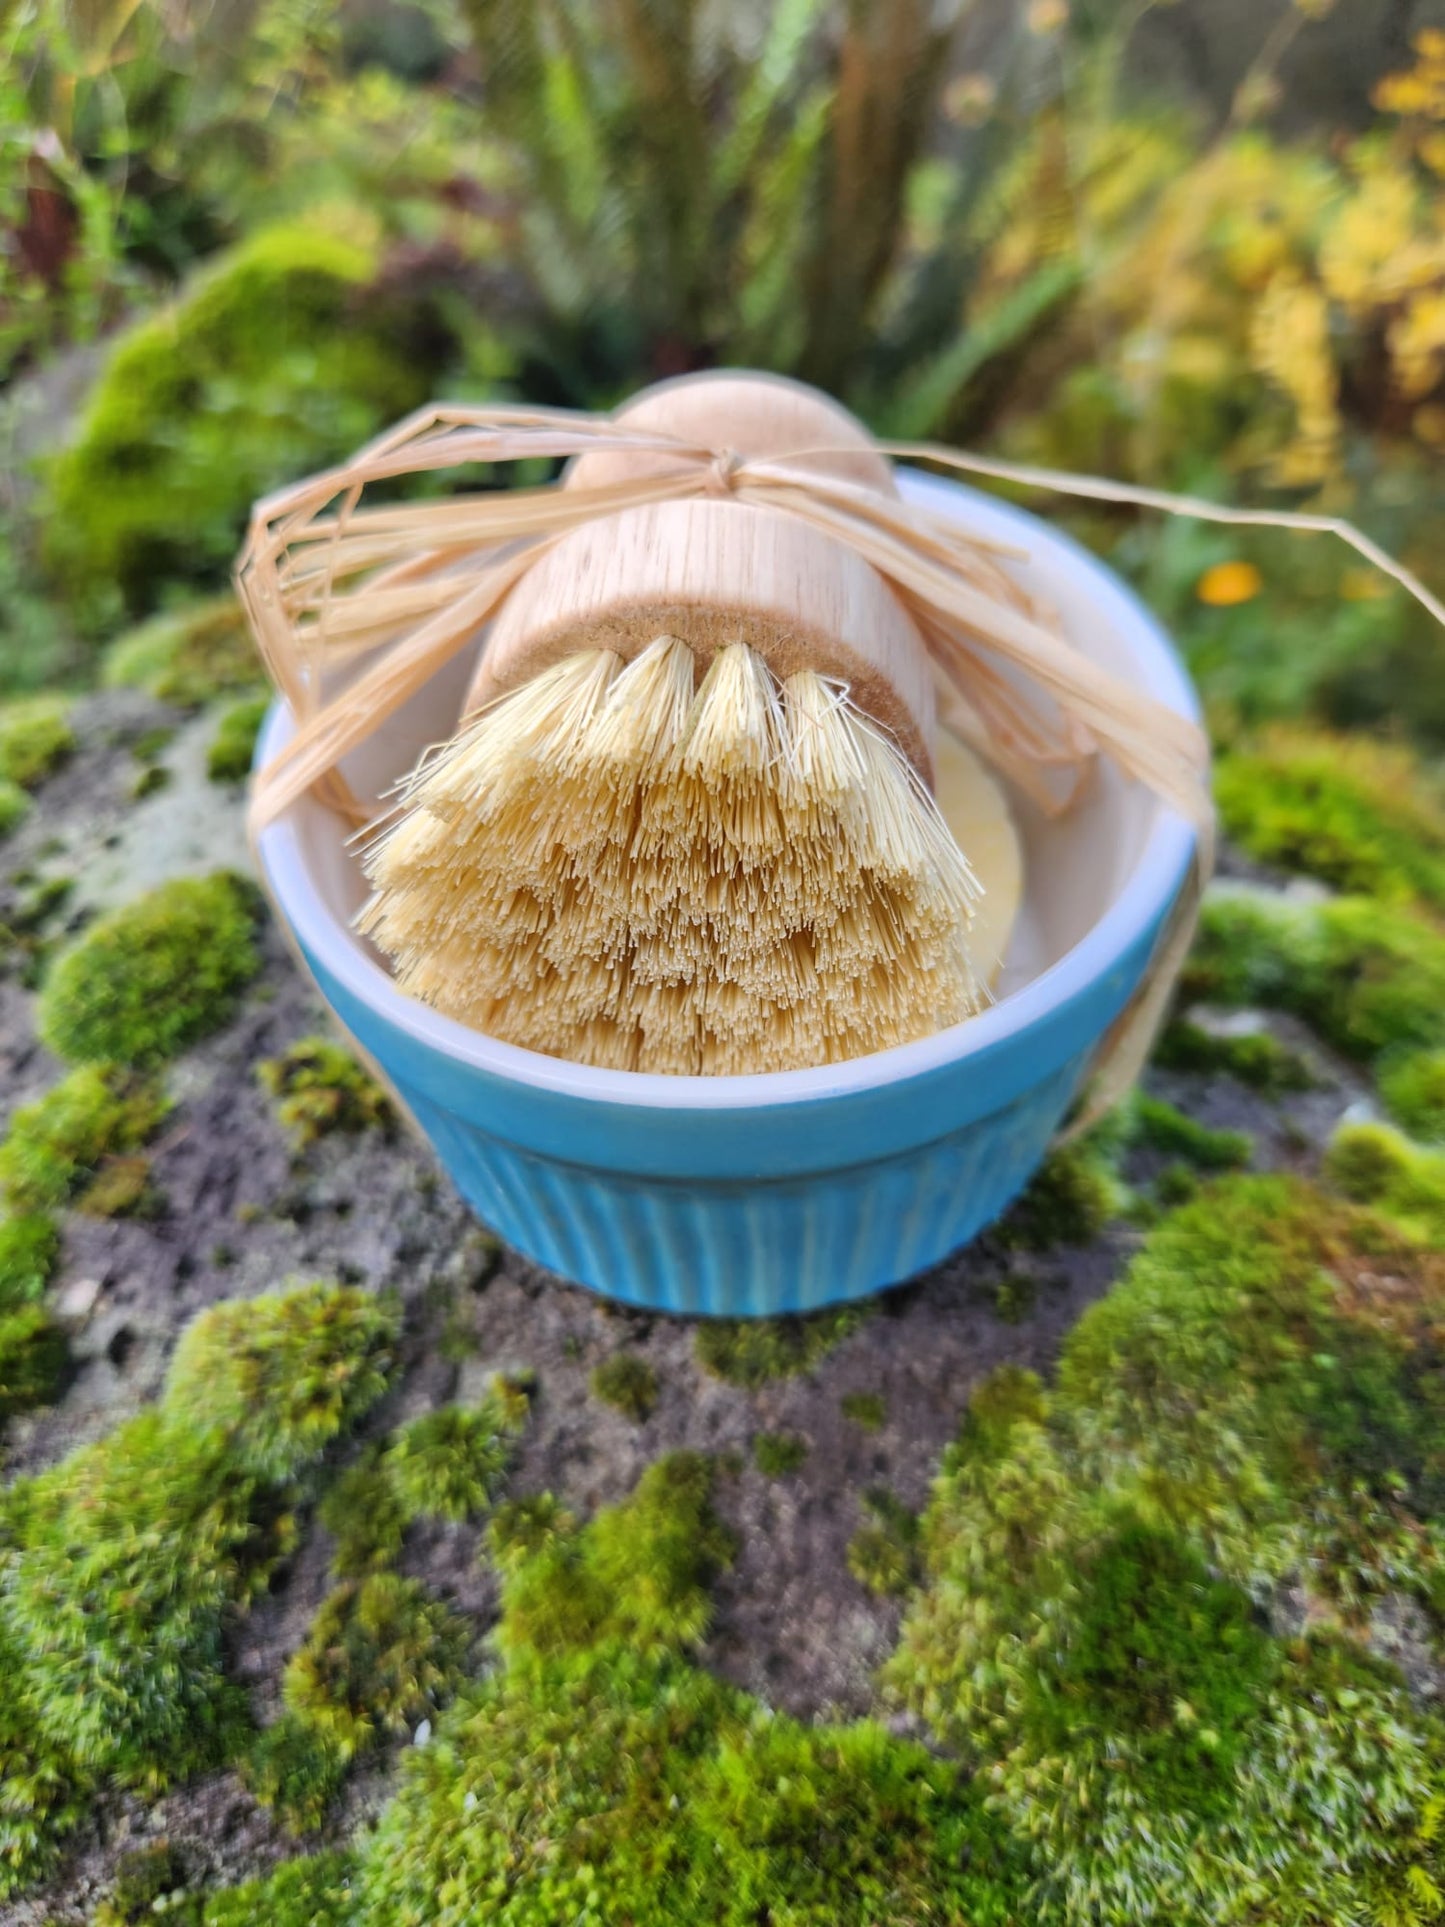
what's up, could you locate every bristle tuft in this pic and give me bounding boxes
[361,641,988,1074]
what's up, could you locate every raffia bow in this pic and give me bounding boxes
[235,401,1444,1115]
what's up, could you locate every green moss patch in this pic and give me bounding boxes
[1184,893,1445,1141]
[102,598,262,710]
[888,1175,1445,1921]
[0,782,29,840]
[0,1282,397,1896]
[1324,1119,1445,1246]
[752,1430,808,1476]
[1152,1017,1315,1094]
[1216,727,1445,911]
[1128,1093,1252,1171]
[996,1127,1127,1249]
[165,1281,397,1484]
[0,1064,169,1215]
[0,1307,68,1427]
[280,1573,470,1764]
[384,1394,522,1525]
[257,1037,395,1147]
[207,695,270,784]
[0,698,73,791]
[0,1215,58,1309]
[38,872,262,1068]
[43,223,433,617]
[694,1307,863,1389]
[590,1352,659,1422]
[360,1453,1017,1926]
[847,1490,921,1597]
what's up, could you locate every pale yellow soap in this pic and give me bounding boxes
[932,727,1023,984]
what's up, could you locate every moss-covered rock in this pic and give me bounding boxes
[0,1306,68,1426]
[1184,894,1445,1110]
[589,1351,658,1422]
[200,1850,356,1926]
[0,1064,169,1215]
[1216,726,1445,911]
[752,1430,808,1476]
[38,872,262,1068]
[362,1454,1018,1927]
[1379,1048,1445,1142]
[43,222,434,618]
[0,697,73,790]
[207,695,270,784]
[1324,1119,1445,1245]
[258,1037,395,1147]
[0,1214,58,1309]
[1151,1017,1315,1095]
[694,1307,863,1388]
[0,780,30,839]
[102,598,262,710]
[281,1573,470,1764]
[165,1281,398,1484]
[0,1281,398,1889]
[887,1176,1445,1922]
[383,1394,521,1526]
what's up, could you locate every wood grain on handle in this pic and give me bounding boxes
[463,373,936,782]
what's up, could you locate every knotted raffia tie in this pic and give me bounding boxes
[237,402,1445,1116]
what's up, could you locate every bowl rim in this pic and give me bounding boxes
[255,468,1200,1114]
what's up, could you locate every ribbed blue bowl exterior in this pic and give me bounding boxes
[295,886,1171,1315]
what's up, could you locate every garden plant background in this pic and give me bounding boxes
[5,0,1445,1920]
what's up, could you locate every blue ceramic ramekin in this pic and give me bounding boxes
[255,472,1199,1315]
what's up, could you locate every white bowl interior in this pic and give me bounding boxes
[260,470,1198,1106]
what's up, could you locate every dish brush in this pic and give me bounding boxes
[357,372,1022,1075]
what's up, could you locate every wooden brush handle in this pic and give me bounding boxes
[465,373,937,782]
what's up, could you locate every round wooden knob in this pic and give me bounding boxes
[465,374,936,781]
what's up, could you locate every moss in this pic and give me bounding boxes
[752,1430,808,1476]
[0,1214,58,1310]
[840,1390,887,1431]
[317,1454,408,1578]
[38,872,263,1068]
[0,1307,68,1425]
[199,1851,356,1927]
[888,1176,1445,1920]
[363,1455,1018,1927]
[97,1841,191,1924]
[257,1037,395,1147]
[207,696,270,784]
[165,1281,398,1484]
[0,1281,395,1853]
[1152,1016,1315,1094]
[589,1352,658,1422]
[694,1306,863,1389]
[1183,892,1445,1074]
[497,1454,734,1664]
[0,1064,169,1214]
[996,1129,1126,1250]
[1129,1092,1252,1171]
[847,1490,920,1597]
[0,781,29,839]
[1,1412,264,1792]
[102,598,262,710]
[1324,1120,1445,1245]
[1379,1049,1445,1142]
[241,1717,348,1839]
[0,698,73,791]
[281,1574,470,1765]
[1215,727,1445,911]
[385,1393,521,1525]
[43,222,434,617]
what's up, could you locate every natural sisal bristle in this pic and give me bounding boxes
[358,636,989,1074]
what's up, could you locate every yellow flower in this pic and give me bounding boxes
[1197,562,1264,607]
[1027,0,1069,34]
[1390,289,1445,399]
[1249,270,1341,482]
[1319,164,1417,309]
